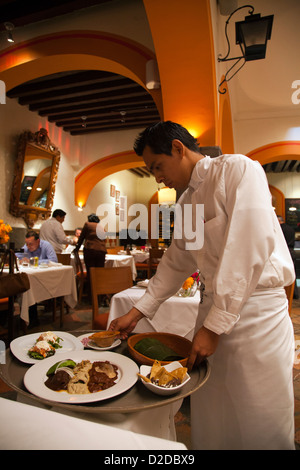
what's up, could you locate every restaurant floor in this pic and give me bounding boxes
[0,296,300,450]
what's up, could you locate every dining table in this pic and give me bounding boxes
[68,251,137,281]
[13,263,77,325]
[108,286,200,341]
[0,397,188,450]
[105,253,137,280]
[119,249,150,264]
[0,330,210,445]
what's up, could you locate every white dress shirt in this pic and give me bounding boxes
[134,154,296,450]
[40,217,70,253]
[135,154,295,334]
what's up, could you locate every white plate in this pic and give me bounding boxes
[139,361,190,396]
[24,351,139,404]
[77,333,121,351]
[10,331,84,364]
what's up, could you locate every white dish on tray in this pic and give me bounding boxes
[10,331,84,364]
[77,333,121,351]
[24,350,139,404]
[139,361,190,396]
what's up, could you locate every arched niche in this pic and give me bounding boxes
[247,141,300,165]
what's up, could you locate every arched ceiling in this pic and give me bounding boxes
[6,69,161,136]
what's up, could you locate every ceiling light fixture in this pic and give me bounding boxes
[4,22,15,43]
[218,5,273,93]
[81,116,87,128]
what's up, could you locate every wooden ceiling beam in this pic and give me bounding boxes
[38,96,154,116]
[62,113,160,130]
[18,80,139,105]
[32,90,150,113]
[55,108,159,125]
[70,119,159,135]
[7,71,123,97]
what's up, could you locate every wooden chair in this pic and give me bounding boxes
[148,248,165,277]
[285,282,295,315]
[90,266,133,330]
[135,248,165,279]
[106,246,124,254]
[53,253,71,325]
[57,253,71,265]
[135,257,151,279]
[73,250,87,304]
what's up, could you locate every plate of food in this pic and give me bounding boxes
[10,331,84,364]
[77,332,121,351]
[138,360,190,396]
[23,350,139,404]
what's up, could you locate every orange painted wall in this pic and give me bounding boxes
[143,0,218,145]
[0,2,234,207]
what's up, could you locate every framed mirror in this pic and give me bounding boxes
[10,128,60,228]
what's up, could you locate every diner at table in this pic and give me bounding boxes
[15,230,60,326]
[15,262,77,325]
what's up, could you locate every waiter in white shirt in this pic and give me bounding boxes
[40,209,73,253]
[109,121,295,450]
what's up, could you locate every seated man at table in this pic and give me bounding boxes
[17,231,58,327]
[17,230,58,264]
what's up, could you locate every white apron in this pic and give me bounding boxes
[191,288,295,450]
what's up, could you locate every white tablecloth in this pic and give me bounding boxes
[69,253,137,281]
[108,286,200,340]
[105,254,137,280]
[17,265,77,323]
[120,250,150,263]
[0,398,187,450]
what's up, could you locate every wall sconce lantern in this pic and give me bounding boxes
[218,5,274,93]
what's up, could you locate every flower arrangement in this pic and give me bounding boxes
[182,277,194,290]
[177,270,200,297]
[191,271,200,285]
[0,219,12,245]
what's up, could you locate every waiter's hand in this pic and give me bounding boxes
[187,326,219,371]
[108,307,145,339]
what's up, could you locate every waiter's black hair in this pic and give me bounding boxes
[134,121,201,156]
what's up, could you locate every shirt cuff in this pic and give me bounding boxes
[134,292,161,320]
[203,305,240,335]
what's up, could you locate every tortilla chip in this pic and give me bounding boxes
[137,373,151,383]
[157,369,176,386]
[171,367,187,382]
[150,360,162,379]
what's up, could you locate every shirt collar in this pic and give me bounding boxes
[188,155,211,191]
